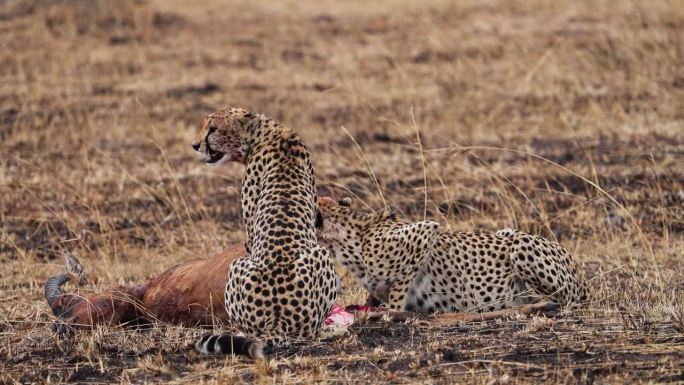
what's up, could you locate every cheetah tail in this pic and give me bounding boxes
[195,334,264,359]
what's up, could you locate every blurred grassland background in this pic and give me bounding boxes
[0,0,682,383]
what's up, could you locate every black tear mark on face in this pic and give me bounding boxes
[204,126,216,152]
[204,125,225,163]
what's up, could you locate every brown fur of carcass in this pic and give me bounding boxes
[46,245,244,329]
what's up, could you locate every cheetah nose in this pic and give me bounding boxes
[192,143,200,151]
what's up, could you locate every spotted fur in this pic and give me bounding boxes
[192,108,337,357]
[316,197,589,313]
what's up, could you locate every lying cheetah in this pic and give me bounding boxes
[192,108,337,358]
[316,197,588,313]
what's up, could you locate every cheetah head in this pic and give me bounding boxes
[316,196,440,263]
[191,107,262,166]
[315,196,388,271]
[315,196,359,244]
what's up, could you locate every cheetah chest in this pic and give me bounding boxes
[332,244,391,302]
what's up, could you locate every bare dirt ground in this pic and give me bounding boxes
[1,0,682,383]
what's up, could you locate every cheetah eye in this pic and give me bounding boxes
[207,126,217,135]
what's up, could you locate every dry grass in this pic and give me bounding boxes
[1,0,683,383]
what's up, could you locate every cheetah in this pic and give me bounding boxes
[316,197,588,314]
[192,108,337,358]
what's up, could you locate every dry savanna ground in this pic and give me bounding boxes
[1,0,683,383]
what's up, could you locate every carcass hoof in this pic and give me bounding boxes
[51,320,74,338]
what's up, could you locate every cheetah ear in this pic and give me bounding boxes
[384,221,440,252]
[339,197,352,207]
[241,112,261,133]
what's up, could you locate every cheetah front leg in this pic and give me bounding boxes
[381,221,440,311]
[387,272,418,311]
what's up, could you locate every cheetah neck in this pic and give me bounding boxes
[241,116,282,160]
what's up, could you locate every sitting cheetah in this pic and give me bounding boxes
[316,197,588,313]
[192,108,337,358]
